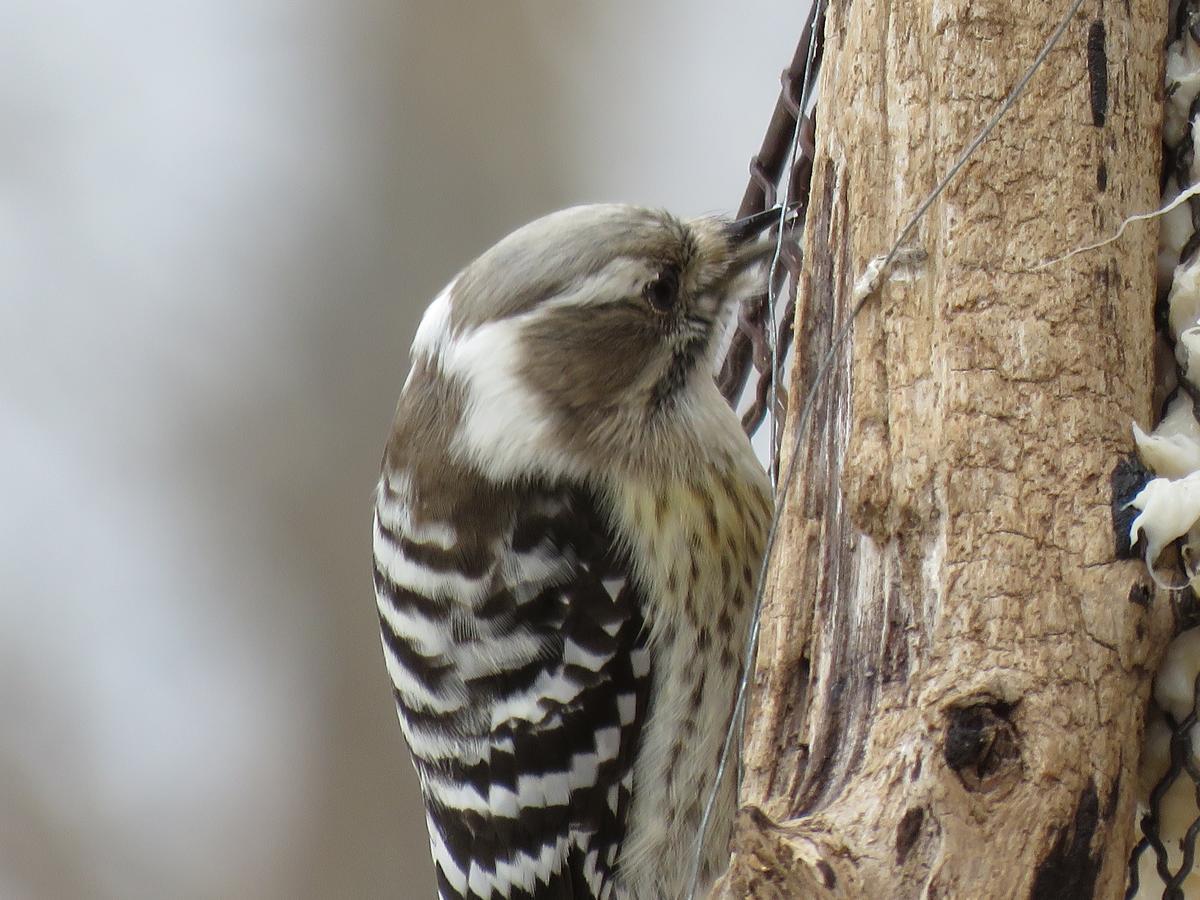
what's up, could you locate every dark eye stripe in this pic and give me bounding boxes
[649,335,708,411]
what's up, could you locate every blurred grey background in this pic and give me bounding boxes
[0,2,806,897]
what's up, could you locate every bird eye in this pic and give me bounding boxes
[643,266,680,313]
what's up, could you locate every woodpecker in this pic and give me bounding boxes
[372,204,775,899]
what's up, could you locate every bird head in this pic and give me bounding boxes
[401,203,781,482]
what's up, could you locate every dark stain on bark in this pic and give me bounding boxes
[815,860,837,889]
[895,806,925,865]
[1110,455,1152,559]
[1127,583,1151,607]
[1029,780,1101,900]
[743,804,780,832]
[881,565,911,683]
[1102,770,1120,822]
[1087,21,1108,127]
[943,700,1020,791]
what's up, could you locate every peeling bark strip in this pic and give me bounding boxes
[718,0,1173,897]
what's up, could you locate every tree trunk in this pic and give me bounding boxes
[717,1,1174,897]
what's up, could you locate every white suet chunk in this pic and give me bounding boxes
[1180,327,1200,388]
[1133,393,1200,479]
[1158,181,1195,292]
[1156,628,1200,721]
[1166,30,1200,147]
[1193,117,1200,185]
[1169,252,1200,343]
[1128,472,1200,565]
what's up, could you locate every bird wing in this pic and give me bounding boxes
[373,474,650,900]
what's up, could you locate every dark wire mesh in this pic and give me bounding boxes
[1127,551,1200,884]
[717,7,823,450]
[1128,670,1200,900]
[1123,2,1200,897]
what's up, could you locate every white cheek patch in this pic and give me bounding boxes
[439,314,577,481]
[407,276,595,481]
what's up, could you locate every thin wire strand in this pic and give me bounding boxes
[686,1,1089,895]
[765,118,802,488]
[717,0,823,838]
[764,0,825,489]
[866,0,1089,288]
[683,0,826,895]
[1032,179,1200,270]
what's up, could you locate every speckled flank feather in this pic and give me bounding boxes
[603,429,771,896]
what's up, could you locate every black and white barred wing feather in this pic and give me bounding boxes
[373,474,650,899]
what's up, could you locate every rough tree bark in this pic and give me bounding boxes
[717,1,1175,897]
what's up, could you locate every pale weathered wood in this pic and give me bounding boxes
[717,1,1174,897]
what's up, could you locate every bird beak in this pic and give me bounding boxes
[724,204,800,275]
[725,203,801,245]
